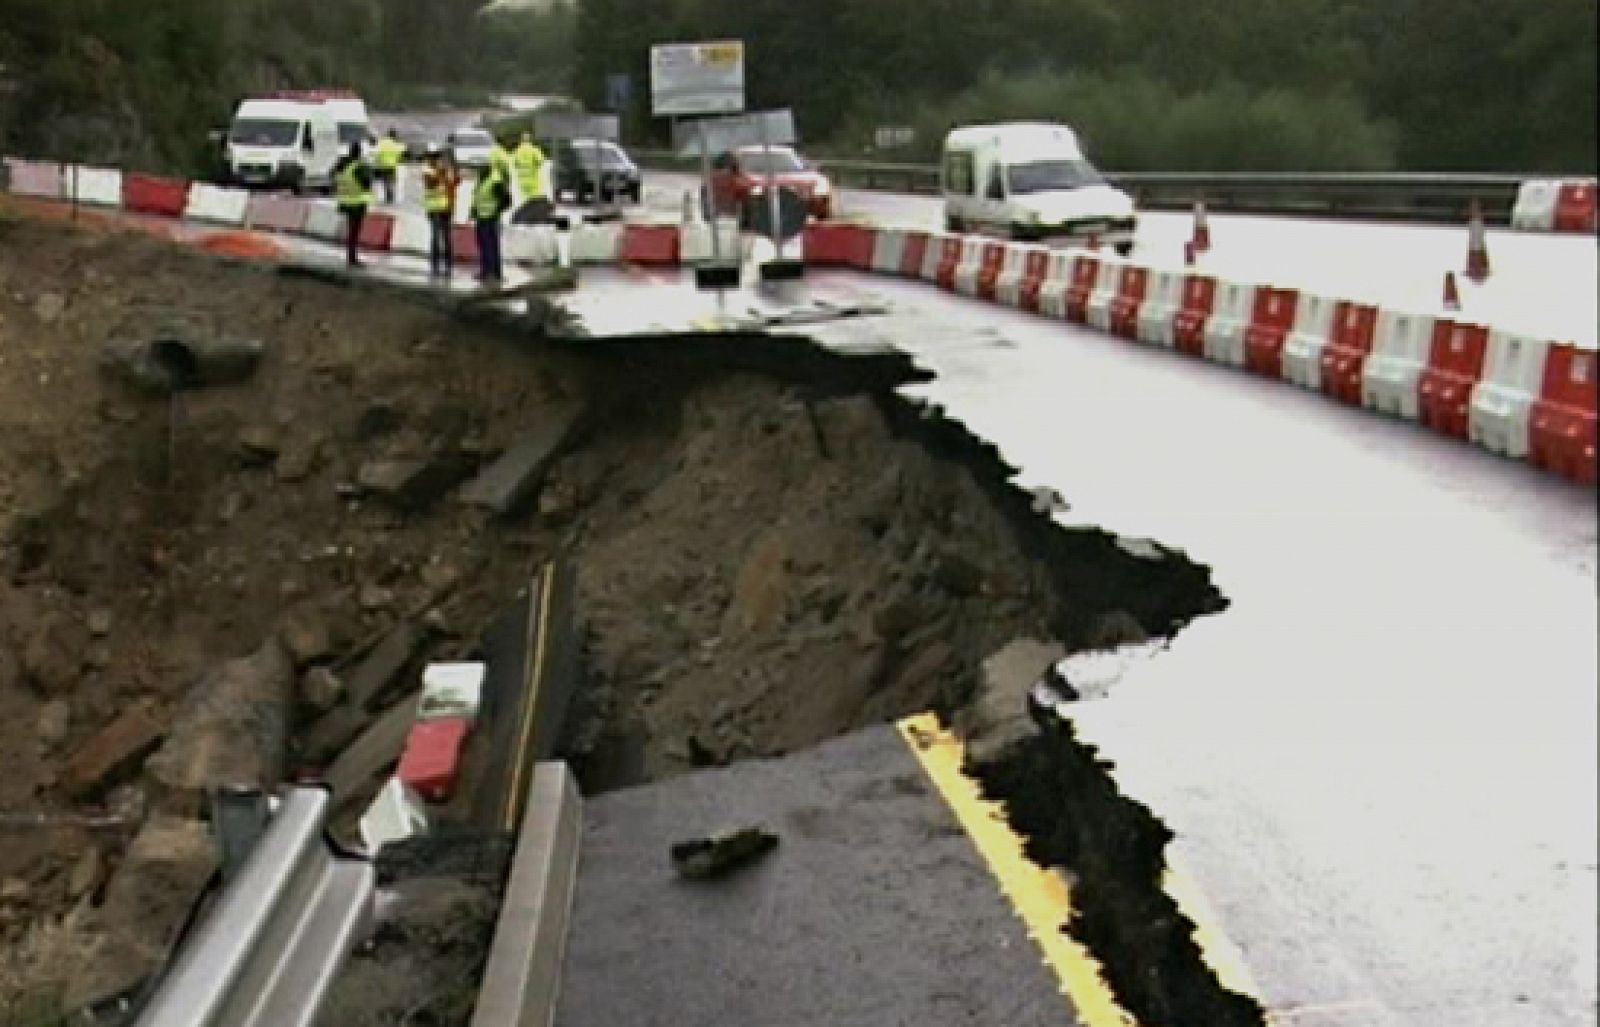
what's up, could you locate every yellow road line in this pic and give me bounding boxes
[896,714,1137,1027]
[503,563,558,831]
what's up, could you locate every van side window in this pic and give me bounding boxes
[943,150,974,196]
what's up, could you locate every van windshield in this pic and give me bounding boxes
[338,123,368,146]
[230,118,300,147]
[1007,159,1105,194]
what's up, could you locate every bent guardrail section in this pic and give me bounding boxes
[135,787,374,1027]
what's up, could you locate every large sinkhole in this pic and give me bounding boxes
[0,218,1252,1024]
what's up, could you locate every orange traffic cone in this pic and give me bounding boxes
[1464,200,1491,282]
[1442,271,1461,312]
[1191,200,1212,253]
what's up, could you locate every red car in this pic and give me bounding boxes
[709,145,834,221]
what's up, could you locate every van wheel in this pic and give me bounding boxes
[1115,241,1134,257]
[945,213,964,234]
[1010,224,1036,242]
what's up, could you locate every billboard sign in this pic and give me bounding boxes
[650,40,745,117]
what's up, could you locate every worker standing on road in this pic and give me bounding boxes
[373,128,406,203]
[511,130,553,224]
[512,131,547,202]
[471,160,512,284]
[423,147,459,276]
[490,134,514,186]
[333,143,373,267]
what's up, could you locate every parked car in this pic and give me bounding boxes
[708,145,833,221]
[447,128,496,170]
[553,139,642,204]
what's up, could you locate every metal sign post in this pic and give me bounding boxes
[650,40,748,291]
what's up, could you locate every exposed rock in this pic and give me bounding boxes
[356,452,476,512]
[359,584,395,612]
[34,292,66,323]
[238,423,281,463]
[62,702,165,798]
[279,606,333,667]
[68,844,103,899]
[722,530,789,635]
[0,878,28,902]
[66,816,219,1008]
[144,640,293,815]
[36,699,71,748]
[274,432,321,482]
[955,637,1068,766]
[22,618,88,695]
[301,666,344,712]
[86,609,113,638]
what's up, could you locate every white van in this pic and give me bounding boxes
[225,99,341,192]
[942,122,1136,252]
[322,97,372,153]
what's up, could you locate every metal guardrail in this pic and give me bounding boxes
[632,149,1547,223]
[135,788,374,1027]
[470,761,583,1027]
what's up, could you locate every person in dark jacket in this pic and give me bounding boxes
[470,160,513,283]
[332,143,374,267]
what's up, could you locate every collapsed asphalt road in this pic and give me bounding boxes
[0,202,1262,1024]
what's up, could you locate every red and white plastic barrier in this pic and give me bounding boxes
[1321,302,1380,405]
[1242,286,1301,377]
[1172,275,1218,355]
[994,246,1049,309]
[1417,320,1490,438]
[1280,293,1338,389]
[1468,331,1551,459]
[1084,259,1129,332]
[870,228,907,276]
[1202,281,1259,367]
[68,166,123,206]
[1361,310,1436,419]
[1511,178,1597,233]
[1529,344,1598,483]
[1554,181,1598,234]
[184,183,250,226]
[1104,265,1150,340]
[4,158,64,197]
[1136,270,1186,347]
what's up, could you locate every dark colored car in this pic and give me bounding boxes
[554,139,641,204]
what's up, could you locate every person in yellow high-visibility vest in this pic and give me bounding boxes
[471,160,512,284]
[333,143,373,267]
[373,128,406,203]
[422,147,459,276]
[512,131,546,202]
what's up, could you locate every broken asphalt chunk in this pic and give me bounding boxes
[671,826,780,880]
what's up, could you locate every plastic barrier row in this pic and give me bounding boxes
[1510,179,1598,233]
[800,222,1597,485]
[2,156,747,270]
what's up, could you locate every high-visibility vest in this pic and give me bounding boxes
[423,167,454,214]
[375,137,406,170]
[490,143,512,179]
[512,142,546,198]
[335,161,370,208]
[473,168,505,221]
